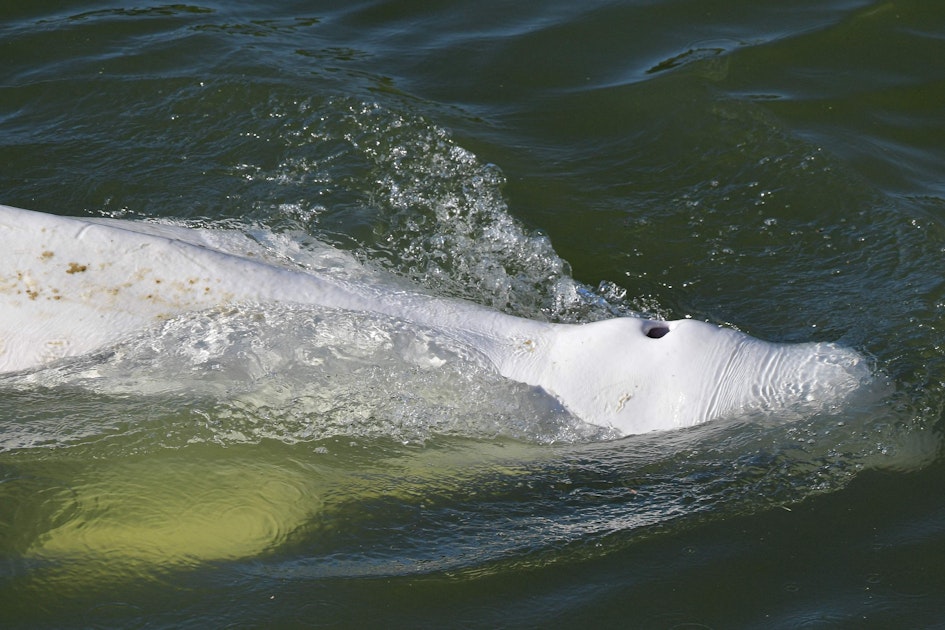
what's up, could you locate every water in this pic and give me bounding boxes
[2,0,945,627]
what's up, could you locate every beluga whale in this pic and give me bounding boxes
[0,203,872,435]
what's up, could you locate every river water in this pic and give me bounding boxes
[2,1,945,627]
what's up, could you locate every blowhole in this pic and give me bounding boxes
[645,324,670,339]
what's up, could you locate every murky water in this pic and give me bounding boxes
[2,1,945,627]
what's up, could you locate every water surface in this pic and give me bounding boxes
[2,1,945,627]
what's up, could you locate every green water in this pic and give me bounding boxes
[2,1,945,627]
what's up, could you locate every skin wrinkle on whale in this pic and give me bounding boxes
[0,204,875,436]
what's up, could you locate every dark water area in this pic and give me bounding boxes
[2,1,945,627]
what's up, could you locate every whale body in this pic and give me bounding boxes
[0,204,871,435]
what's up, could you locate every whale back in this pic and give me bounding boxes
[0,206,360,372]
[0,205,533,373]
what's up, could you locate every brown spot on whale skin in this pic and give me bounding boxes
[66,262,88,274]
[41,251,54,260]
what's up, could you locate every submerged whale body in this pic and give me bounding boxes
[0,204,872,435]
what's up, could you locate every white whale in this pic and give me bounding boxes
[0,203,872,435]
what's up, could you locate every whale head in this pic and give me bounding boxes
[530,317,874,435]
